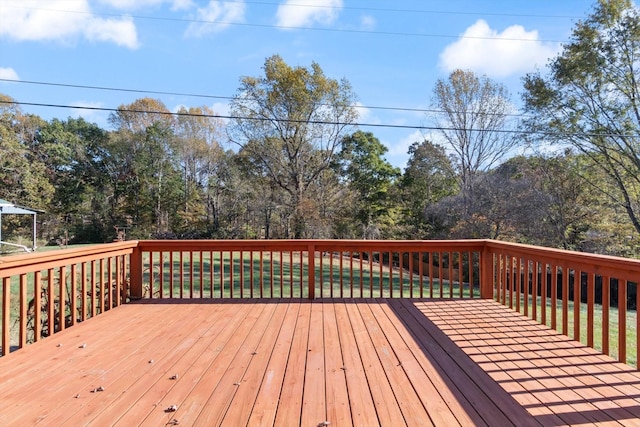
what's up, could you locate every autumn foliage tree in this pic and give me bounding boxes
[228,55,358,238]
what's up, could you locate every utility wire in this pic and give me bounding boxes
[0,78,529,118]
[224,0,582,19]
[2,99,639,139]
[0,3,571,43]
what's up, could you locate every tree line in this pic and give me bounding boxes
[1,0,640,258]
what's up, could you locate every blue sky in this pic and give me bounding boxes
[0,0,594,168]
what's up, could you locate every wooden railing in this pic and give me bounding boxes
[2,239,640,367]
[485,240,640,366]
[0,241,136,356]
[132,240,484,300]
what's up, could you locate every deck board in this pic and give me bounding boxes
[2,298,640,426]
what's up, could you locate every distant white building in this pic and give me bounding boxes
[0,199,38,253]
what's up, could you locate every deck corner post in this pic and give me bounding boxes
[480,244,494,299]
[308,243,315,300]
[129,243,143,300]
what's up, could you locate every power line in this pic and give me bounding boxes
[224,0,582,20]
[0,3,571,43]
[2,99,638,139]
[0,78,529,118]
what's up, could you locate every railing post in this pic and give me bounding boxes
[130,244,143,300]
[481,244,494,299]
[308,243,315,300]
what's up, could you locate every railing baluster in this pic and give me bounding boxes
[19,274,27,348]
[190,251,195,298]
[220,251,224,298]
[269,251,274,298]
[524,259,530,317]
[562,266,569,336]
[34,270,42,341]
[200,251,204,298]
[359,253,364,298]
[279,251,284,298]
[169,251,174,298]
[349,252,354,298]
[574,270,582,342]
[369,251,374,298]
[1,277,9,356]
[90,262,96,317]
[587,273,594,348]
[428,252,433,298]
[240,250,245,298]
[289,251,293,298]
[107,258,113,309]
[602,275,610,356]
[619,279,628,363]
[58,266,66,331]
[70,264,77,325]
[551,264,557,331]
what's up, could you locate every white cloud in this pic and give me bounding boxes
[185,1,246,37]
[387,130,426,157]
[70,100,107,124]
[354,102,371,122]
[276,0,343,27]
[0,67,19,80]
[210,102,230,117]
[439,19,560,78]
[360,15,375,31]
[0,0,139,48]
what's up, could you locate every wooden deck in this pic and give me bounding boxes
[1,299,640,426]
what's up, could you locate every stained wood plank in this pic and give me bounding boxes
[246,302,301,427]
[333,302,380,427]
[56,302,224,426]
[220,301,291,426]
[344,301,407,426]
[370,299,473,426]
[93,301,249,425]
[300,301,327,426]
[322,301,352,426]
[357,301,434,426]
[272,301,311,426]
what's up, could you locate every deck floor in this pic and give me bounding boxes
[1,298,640,426]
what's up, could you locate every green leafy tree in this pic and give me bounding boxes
[339,131,400,238]
[107,98,181,237]
[0,95,53,210]
[398,139,457,237]
[522,0,640,236]
[36,117,112,241]
[228,55,358,238]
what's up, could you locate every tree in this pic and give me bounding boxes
[174,106,225,233]
[228,55,358,238]
[522,0,640,236]
[431,69,516,214]
[340,131,400,238]
[36,117,112,242]
[0,95,53,211]
[107,98,181,237]
[398,139,457,237]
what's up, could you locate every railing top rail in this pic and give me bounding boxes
[136,239,487,252]
[0,241,138,277]
[485,239,640,279]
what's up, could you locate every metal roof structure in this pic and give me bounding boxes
[0,199,38,253]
